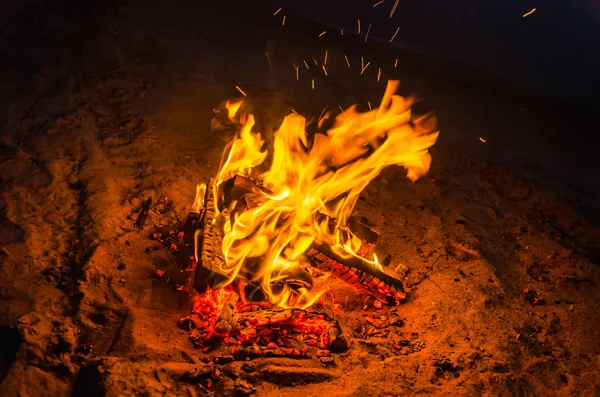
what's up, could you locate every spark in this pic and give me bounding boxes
[318,105,328,120]
[324,50,328,65]
[367,101,372,109]
[373,0,384,7]
[322,65,329,76]
[357,19,361,34]
[479,137,486,143]
[377,67,381,81]
[522,8,536,17]
[390,27,400,43]
[394,58,398,67]
[265,52,272,72]
[360,61,371,75]
[293,62,299,80]
[390,0,399,18]
[365,23,372,42]
[235,85,247,96]
[312,57,318,66]
[344,54,351,67]
[291,109,298,114]
[274,7,282,16]
[338,106,345,114]
[282,15,286,26]
[303,59,310,69]
[311,79,315,89]
[361,56,364,69]
[319,31,327,37]
[340,29,344,35]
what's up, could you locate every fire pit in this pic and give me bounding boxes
[152,80,438,361]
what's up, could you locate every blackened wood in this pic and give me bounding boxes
[219,174,268,211]
[183,210,204,246]
[135,197,152,228]
[348,215,379,246]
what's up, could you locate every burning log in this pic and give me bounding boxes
[308,242,406,305]
[347,215,379,251]
[193,182,230,293]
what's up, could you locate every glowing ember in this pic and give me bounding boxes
[193,80,439,309]
[178,286,346,354]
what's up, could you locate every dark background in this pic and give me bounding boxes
[266,0,600,107]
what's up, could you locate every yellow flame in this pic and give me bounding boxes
[193,183,207,212]
[202,81,439,308]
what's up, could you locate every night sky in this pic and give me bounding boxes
[267,0,600,106]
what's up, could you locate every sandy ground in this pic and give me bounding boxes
[1,0,600,396]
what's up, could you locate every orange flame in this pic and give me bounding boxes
[196,80,439,308]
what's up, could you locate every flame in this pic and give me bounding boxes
[193,183,207,212]
[198,80,439,309]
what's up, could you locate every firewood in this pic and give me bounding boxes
[193,181,230,292]
[308,242,406,305]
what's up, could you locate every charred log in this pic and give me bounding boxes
[347,215,379,247]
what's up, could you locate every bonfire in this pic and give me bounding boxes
[153,80,439,358]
